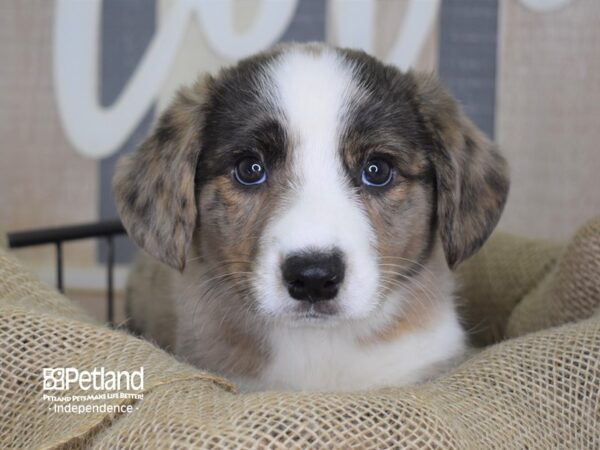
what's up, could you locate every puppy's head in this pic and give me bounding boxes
[114,44,509,324]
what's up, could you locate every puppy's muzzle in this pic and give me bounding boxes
[281,250,345,303]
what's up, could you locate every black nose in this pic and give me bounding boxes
[282,251,345,302]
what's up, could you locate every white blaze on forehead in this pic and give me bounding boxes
[271,48,355,174]
[267,48,369,250]
[254,48,379,319]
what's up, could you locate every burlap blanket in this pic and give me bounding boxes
[1,219,599,449]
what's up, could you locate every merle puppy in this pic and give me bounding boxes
[114,43,509,392]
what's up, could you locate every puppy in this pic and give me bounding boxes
[114,43,509,392]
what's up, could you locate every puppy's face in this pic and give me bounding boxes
[114,44,509,325]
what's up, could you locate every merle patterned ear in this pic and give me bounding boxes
[413,73,510,268]
[113,77,211,271]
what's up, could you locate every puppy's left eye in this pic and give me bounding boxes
[362,158,393,187]
[234,157,267,185]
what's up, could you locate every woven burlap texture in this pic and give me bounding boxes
[1,218,599,449]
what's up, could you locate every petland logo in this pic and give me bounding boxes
[43,367,144,391]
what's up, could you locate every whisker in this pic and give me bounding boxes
[377,260,442,296]
[191,272,253,331]
[378,275,437,326]
[378,255,438,279]
[379,269,441,307]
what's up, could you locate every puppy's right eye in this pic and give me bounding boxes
[234,157,267,186]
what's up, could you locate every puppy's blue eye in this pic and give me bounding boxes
[234,157,267,185]
[362,159,392,187]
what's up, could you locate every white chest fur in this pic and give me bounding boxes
[237,302,466,392]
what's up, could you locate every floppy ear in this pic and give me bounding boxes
[113,76,210,271]
[413,73,509,268]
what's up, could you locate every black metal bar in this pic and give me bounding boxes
[8,220,125,248]
[56,241,64,293]
[106,235,115,324]
[7,220,127,324]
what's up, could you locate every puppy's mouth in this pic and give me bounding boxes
[287,301,340,322]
